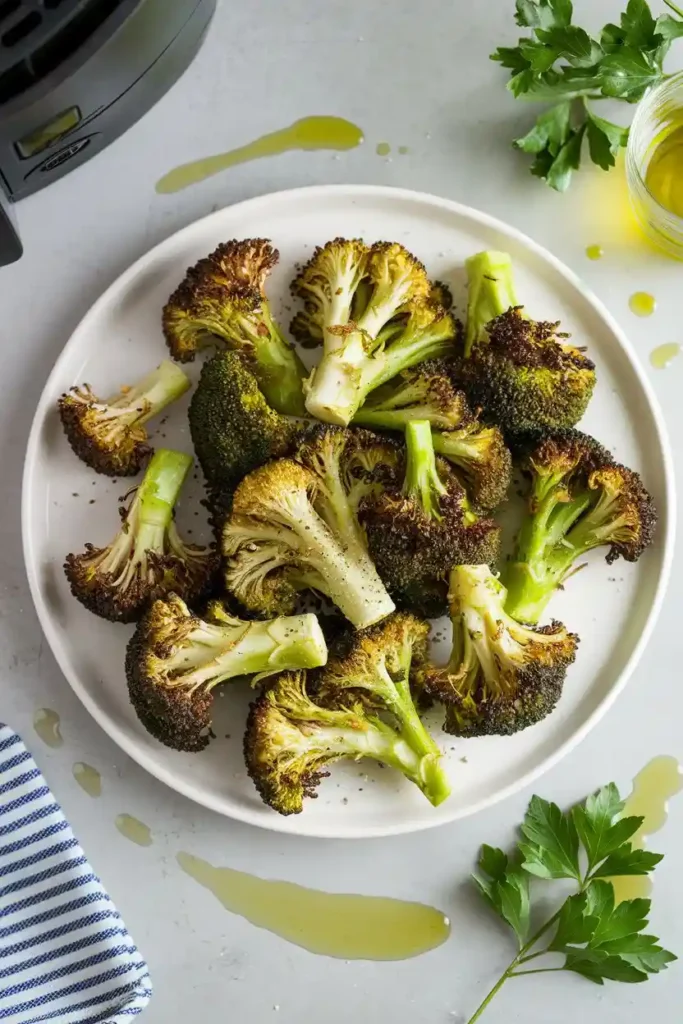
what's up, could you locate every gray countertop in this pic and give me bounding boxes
[1,0,681,1020]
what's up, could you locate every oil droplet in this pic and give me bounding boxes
[115,814,153,847]
[376,142,391,156]
[645,122,683,218]
[156,116,364,194]
[585,244,604,260]
[650,342,681,369]
[33,708,63,748]
[398,145,410,155]
[73,762,101,798]
[611,756,682,903]
[177,852,450,960]
[629,291,656,317]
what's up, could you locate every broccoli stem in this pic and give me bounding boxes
[136,448,193,528]
[306,719,449,807]
[249,310,307,417]
[167,614,328,688]
[503,493,593,623]
[403,420,447,520]
[465,251,517,358]
[295,502,396,629]
[109,360,190,420]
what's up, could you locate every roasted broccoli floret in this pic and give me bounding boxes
[65,449,217,622]
[162,239,306,415]
[352,362,512,510]
[317,613,451,805]
[222,429,396,629]
[503,430,657,624]
[464,251,518,358]
[359,421,501,617]
[421,564,578,737]
[244,663,448,816]
[126,593,328,751]
[432,422,512,511]
[292,239,455,425]
[188,351,300,512]
[353,361,471,432]
[456,251,596,435]
[58,360,190,477]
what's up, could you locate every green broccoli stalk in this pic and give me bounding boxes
[58,360,190,476]
[162,239,306,416]
[402,420,447,520]
[352,361,471,432]
[292,240,455,426]
[458,251,596,435]
[317,613,451,806]
[244,668,448,815]
[359,426,501,618]
[223,454,395,629]
[126,594,328,751]
[188,351,301,512]
[504,431,657,624]
[421,564,578,738]
[464,250,517,357]
[64,448,217,622]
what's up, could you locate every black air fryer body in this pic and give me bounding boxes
[0,0,216,264]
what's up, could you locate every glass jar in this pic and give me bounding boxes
[627,71,683,259]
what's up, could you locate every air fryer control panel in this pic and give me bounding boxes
[0,0,215,202]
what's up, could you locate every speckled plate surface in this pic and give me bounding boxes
[22,185,675,838]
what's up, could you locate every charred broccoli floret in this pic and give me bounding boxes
[456,251,596,434]
[162,239,306,415]
[244,665,448,816]
[317,613,451,805]
[503,430,657,624]
[464,251,518,358]
[188,351,300,511]
[352,363,512,510]
[223,429,396,629]
[421,564,578,737]
[292,239,455,425]
[359,421,501,617]
[126,593,328,751]
[432,423,512,510]
[353,361,471,432]
[65,449,217,622]
[58,360,190,477]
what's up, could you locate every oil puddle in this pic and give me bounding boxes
[177,851,450,959]
[115,814,153,847]
[33,708,63,748]
[73,762,101,797]
[156,116,364,193]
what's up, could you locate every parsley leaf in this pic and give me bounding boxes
[519,795,581,877]
[572,782,640,867]
[515,0,573,29]
[473,846,531,946]
[492,0,683,188]
[467,781,676,1022]
[599,48,662,100]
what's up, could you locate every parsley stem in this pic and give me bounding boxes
[664,0,683,18]
[510,967,564,977]
[465,910,563,1023]
[517,950,550,965]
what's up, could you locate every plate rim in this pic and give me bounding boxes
[21,183,677,839]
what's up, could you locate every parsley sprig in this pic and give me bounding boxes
[466,783,676,1023]
[492,0,683,190]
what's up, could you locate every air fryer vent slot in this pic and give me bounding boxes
[0,0,128,105]
[2,11,41,46]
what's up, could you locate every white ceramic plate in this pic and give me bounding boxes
[23,185,675,838]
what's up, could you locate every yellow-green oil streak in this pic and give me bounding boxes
[156,116,364,194]
[177,852,450,960]
[611,756,683,903]
[33,708,63,748]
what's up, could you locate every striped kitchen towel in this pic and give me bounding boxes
[0,724,152,1023]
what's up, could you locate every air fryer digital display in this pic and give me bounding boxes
[15,106,82,159]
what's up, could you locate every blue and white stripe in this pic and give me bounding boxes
[0,725,152,1023]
